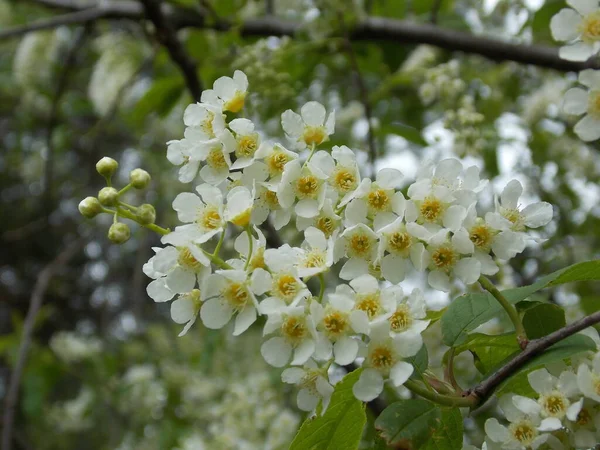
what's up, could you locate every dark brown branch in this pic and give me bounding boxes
[1,239,85,450]
[23,0,600,72]
[0,8,103,39]
[139,0,202,101]
[467,310,600,405]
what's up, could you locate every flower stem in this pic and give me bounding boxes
[202,249,232,270]
[244,226,253,271]
[115,207,170,236]
[118,183,133,196]
[318,273,326,302]
[479,276,528,349]
[212,230,226,257]
[404,380,475,408]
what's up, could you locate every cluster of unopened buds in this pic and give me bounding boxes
[80,70,553,411]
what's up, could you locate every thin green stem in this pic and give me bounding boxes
[318,273,326,302]
[212,230,226,257]
[118,201,138,211]
[116,207,170,236]
[202,249,232,270]
[244,227,254,271]
[479,276,528,349]
[118,183,133,196]
[404,380,475,408]
[305,143,317,165]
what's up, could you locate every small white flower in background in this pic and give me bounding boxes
[484,395,563,450]
[261,304,317,367]
[49,332,103,364]
[385,288,430,337]
[296,227,335,278]
[577,352,600,401]
[163,184,225,245]
[281,101,335,149]
[200,268,266,335]
[228,118,262,169]
[335,223,379,280]
[211,69,248,113]
[551,0,600,61]
[282,360,334,412]
[459,205,500,275]
[352,321,422,402]
[563,69,600,141]
[526,368,580,423]
[563,397,600,448]
[328,145,361,203]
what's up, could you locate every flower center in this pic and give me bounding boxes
[420,196,444,223]
[222,282,249,309]
[201,111,215,138]
[303,249,326,269]
[185,289,203,310]
[431,245,457,270]
[348,233,373,258]
[236,134,259,158]
[177,247,202,271]
[355,293,381,319]
[388,230,412,253]
[501,208,524,231]
[367,188,390,212]
[266,150,290,175]
[264,190,280,210]
[302,126,327,146]
[207,147,228,169]
[580,12,600,42]
[577,407,592,426]
[315,216,336,237]
[273,273,300,301]
[331,167,357,193]
[296,175,320,198]
[469,224,494,250]
[198,205,222,230]
[509,420,537,445]
[539,392,569,418]
[230,208,252,227]
[300,370,320,393]
[281,315,307,343]
[323,310,349,338]
[587,90,600,119]
[370,345,395,370]
[389,304,412,332]
[223,91,246,113]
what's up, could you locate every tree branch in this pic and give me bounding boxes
[139,0,202,101]
[1,238,85,450]
[467,310,600,406]
[19,0,599,72]
[0,7,103,39]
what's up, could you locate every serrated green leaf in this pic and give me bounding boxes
[289,369,366,450]
[375,399,439,448]
[421,408,463,450]
[441,261,600,346]
[448,333,519,375]
[522,303,566,339]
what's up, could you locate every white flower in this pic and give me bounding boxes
[144,245,210,302]
[296,227,335,278]
[527,368,580,422]
[352,321,422,402]
[260,305,317,367]
[348,274,396,324]
[384,288,430,336]
[166,137,210,183]
[343,168,405,231]
[163,184,225,245]
[335,223,379,280]
[255,142,298,180]
[183,101,225,139]
[200,268,266,335]
[551,0,600,61]
[225,185,254,228]
[296,199,341,238]
[252,182,292,229]
[577,352,600,402]
[486,180,553,233]
[563,69,600,141]
[281,101,335,149]
[563,398,600,448]
[328,145,361,203]
[171,288,204,336]
[197,134,234,185]
[211,70,248,113]
[458,206,499,275]
[281,360,334,412]
[228,118,262,170]
[484,395,562,450]
[234,225,267,271]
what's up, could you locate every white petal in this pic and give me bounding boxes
[550,8,582,41]
[170,297,195,324]
[233,306,256,336]
[394,332,423,358]
[528,369,555,395]
[452,228,474,254]
[333,337,359,365]
[428,270,451,292]
[567,0,597,16]
[339,258,369,280]
[484,418,510,443]
[173,192,203,222]
[297,389,319,411]
[296,199,319,218]
[454,257,481,285]
[229,118,254,135]
[352,368,384,402]
[501,180,523,209]
[305,227,327,250]
[579,68,600,88]
[147,279,174,303]
[292,339,315,365]
[381,255,406,284]
[563,87,589,115]
[200,298,232,329]
[443,205,467,232]
[559,42,595,61]
[538,417,562,432]
[390,361,414,386]
[301,101,326,126]
[282,367,305,384]
[574,114,600,141]
[566,398,584,421]
[376,168,403,189]
[261,336,292,367]
[350,310,371,335]
[166,267,196,294]
[281,110,303,137]
[513,395,542,415]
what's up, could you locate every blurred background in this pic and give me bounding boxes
[1,0,600,449]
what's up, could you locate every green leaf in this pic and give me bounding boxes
[450,333,519,375]
[522,303,566,339]
[495,334,597,396]
[441,260,600,346]
[289,369,366,450]
[375,399,439,448]
[421,408,464,450]
[131,77,184,126]
[406,344,429,382]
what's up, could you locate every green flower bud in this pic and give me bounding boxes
[96,157,119,178]
[108,222,130,244]
[98,187,119,206]
[78,196,103,218]
[137,204,156,225]
[130,168,151,189]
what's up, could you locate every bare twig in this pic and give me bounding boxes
[1,239,85,450]
[139,0,202,101]
[467,310,600,406]
[21,0,600,72]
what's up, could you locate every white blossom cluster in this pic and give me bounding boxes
[143,71,552,409]
[467,338,600,449]
[49,331,103,363]
[552,0,600,141]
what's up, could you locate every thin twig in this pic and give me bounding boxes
[467,310,600,406]
[140,0,202,101]
[22,0,600,72]
[1,239,85,450]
